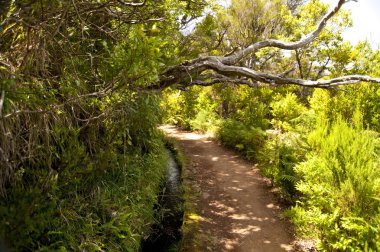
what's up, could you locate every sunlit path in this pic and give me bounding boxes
[160,125,295,252]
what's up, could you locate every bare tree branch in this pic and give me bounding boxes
[221,0,347,65]
[151,0,380,90]
[279,65,296,77]
[0,90,5,117]
[314,56,331,80]
[197,60,380,87]
[189,73,257,87]
[116,0,145,7]
[295,49,304,78]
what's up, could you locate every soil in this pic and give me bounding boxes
[160,125,297,252]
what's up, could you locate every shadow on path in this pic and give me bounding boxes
[160,125,295,252]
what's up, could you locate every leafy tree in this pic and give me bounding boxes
[0,0,206,250]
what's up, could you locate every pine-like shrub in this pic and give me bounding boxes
[270,92,307,132]
[288,118,380,251]
[259,131,308,200]
[258,92,310,199]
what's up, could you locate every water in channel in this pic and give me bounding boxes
[140,150,183,252]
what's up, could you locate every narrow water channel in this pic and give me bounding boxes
[166,150,181,207]
[140,150,183,251]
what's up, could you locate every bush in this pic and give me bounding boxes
[0,93,170,251]
[190,109,221,133]
[258,92,310,200]
[0,147,169,251]
[259,131,308,200]
[270,92,307,131]
[287,118,380,251]
[217,119,265,160]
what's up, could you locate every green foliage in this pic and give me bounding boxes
[1,147,168,251]
[309,85,380,133]
[270,93,307,131]
[258,92,310,199]
[1,0,379,250]
[160,1,380,251]
[225,86,272,129]
[259,131,308,199]
[217,119,265,160]
[0,90,171,251]
[161,87,197,129]
[227,0,287,45]
[0,0,209,250]
[190,109,221,133]
[1,149,166,251]
[308,43,380,131]
[179,13,229,57]
[188,87,222,132]
[161,86,222,132]
[288,118,380,251]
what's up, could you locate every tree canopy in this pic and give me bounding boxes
[154,0,380,89]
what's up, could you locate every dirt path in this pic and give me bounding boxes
[160,125,296,252]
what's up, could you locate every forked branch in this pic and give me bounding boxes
[152,0,380,90]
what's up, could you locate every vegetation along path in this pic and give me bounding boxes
[160,125,295,252]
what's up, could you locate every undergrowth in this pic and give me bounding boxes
[217,119,265,160]
[287,118,380,251]
[0,136,168,251]
[0,93,170,251]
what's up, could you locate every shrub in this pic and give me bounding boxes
[190,109,221,133]
[288,118,380,251]
[217,119,265,160]
[0,93,170,251]
[258,92,310,199]
[259,131,308,200]
[270,92,307,132]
